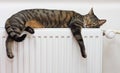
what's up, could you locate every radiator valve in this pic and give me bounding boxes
[103,30,116,39]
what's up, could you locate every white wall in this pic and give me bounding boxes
[0,1,120,73]
[0,0,120,2]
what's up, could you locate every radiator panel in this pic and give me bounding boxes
[0,28,102,73]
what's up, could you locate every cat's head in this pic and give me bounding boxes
[83,8,106,28]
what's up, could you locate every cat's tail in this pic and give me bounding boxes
[6,36,14,59]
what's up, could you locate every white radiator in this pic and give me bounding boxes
[0,28,103,73]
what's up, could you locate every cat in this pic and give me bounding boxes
[5,8,106,59]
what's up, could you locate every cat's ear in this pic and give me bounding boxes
[88,8,94,15]
[99,19,106,25]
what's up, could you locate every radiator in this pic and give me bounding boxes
[0,28,103,73]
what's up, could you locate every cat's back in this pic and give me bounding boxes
[6,9,79,28]
[18,9,75,20]
[19,9,76,27]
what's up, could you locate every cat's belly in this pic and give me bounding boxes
[25,20,68,28]
[26,20,45,28]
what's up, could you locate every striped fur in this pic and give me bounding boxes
[5,8,106,59]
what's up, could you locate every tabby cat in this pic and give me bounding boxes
[5,8,106,59]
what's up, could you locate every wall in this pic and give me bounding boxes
[0,0,120,2]
[0,1,120,73]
